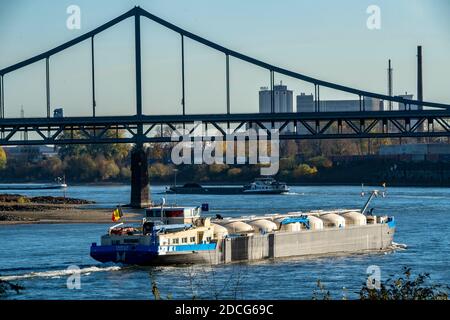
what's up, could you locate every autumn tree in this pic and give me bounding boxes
[96,156,120,180]
[227,168,242,178]
[63,155,98,181]
[209,164,229,174]
[0,147,6,170]
[307,156,333,169]
[149,162,174,180]
[58,130,130,161]
[293,164,318,178]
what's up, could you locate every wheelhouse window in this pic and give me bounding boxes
[124,238,139,244]
[146,209,160,218]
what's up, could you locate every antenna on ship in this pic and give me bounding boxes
[361,183,388,215]
[160,197,166,224]
[173,169,178,206]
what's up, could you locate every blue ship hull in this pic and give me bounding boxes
[90,243,217,265]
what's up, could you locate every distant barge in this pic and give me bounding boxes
[166,177,289,195]
[90,190,395,265]
[0,183,67,190]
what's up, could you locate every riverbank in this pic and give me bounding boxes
[0,194,141,225]
[0,208,142,225]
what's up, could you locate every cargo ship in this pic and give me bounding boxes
[90,189,396,265]
[165,177,289,195]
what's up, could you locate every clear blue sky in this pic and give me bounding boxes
[0,0,449,118]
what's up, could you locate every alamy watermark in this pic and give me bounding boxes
[171,121,280,176]
[366,5,381,30]
[66,5,81,30]
[66,265,81,289]
[366,265,381,290]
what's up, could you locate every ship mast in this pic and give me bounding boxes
[361,186,387,215]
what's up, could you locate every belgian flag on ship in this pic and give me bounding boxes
[112,206,123,222]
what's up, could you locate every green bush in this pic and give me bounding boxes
[0,278,23,297]
[312,267,448,300]
[360,267,449,300]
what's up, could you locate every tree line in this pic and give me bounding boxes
[0,131,446,185]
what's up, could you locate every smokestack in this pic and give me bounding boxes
[388,59,393,111]
[417,46,423,108]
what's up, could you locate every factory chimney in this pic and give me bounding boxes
[417,46,423,109]
[387,59,393,111]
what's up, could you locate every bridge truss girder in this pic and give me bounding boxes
[0,110,449,146]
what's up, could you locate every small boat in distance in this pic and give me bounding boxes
[0,183,67,190]
[0,177,67,190]
[165,177,289,195]
[243,177,289,194]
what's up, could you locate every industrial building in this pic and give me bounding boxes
[259,82,293,114]
[378,143,450,162]
[296,93,383,113]
[257,82,294,132]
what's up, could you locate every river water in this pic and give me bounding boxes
[0,185,449,299]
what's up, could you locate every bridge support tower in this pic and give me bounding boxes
[130,145,151,208]
[130,9,151,208]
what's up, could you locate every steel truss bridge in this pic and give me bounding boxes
[0,110,450,146]
[1,6,450,147]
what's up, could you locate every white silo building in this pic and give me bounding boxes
[258,82,294,132]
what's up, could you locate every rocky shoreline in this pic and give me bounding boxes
[0,208,141,225]
[0,213,34,222]
[0,194,94,204]
[0,194,95,212]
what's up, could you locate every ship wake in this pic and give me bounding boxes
[390,242,408,250]
[0,265,121,281]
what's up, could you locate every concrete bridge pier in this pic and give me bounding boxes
[130,145,151,208]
